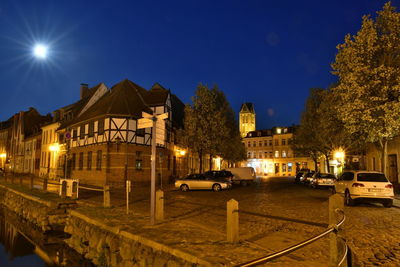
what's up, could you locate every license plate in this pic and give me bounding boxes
[368,188,382,192]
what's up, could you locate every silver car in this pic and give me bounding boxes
[311,172,336,188]
[175,174,231,192]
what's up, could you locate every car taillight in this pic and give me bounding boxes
[352,183,365,187]
[385,184,393,189]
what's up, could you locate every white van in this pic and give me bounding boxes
[226,167,256,186]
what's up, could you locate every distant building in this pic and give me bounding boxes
[242,127,313,176]
[0,118,13,171]
[9,108,51,174]
[239,103,256,138]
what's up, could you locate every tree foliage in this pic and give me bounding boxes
[178,84,245,172]
[331,1,400,173]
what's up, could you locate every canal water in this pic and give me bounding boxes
[0,205,93,266]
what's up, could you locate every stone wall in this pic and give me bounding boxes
[65,210,211,267]
[0,185,71,232]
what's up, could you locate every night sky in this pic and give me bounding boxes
[0,0,396,129]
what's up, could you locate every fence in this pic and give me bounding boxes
[231,194,349,267]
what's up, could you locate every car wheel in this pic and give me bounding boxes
[212,184,222,192]
[345,190,355,206]
[180,184,189,192]
[383,199,393,208]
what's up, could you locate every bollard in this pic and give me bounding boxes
[156,189,164,221]
[29,176,34,190]
[43,178,48,191]
[61,181,67,198]
[227,199,239,243]
[104,185,111,208]
[329,193,344,267]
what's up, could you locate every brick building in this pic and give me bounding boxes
[55,79,185,187]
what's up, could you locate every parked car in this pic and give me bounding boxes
[226,167,256,186]
[175,174,232,192]
[310,172,336,188]
[203,170,234,183]
[301,171,315,184]
[334,171,394,207]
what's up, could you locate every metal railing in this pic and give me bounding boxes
[236,209,348,267]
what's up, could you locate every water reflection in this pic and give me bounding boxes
[0,206,93,266]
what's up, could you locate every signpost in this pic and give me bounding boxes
[137,111,168,225]
[126,179,131,214]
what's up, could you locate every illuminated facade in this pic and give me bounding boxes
[239,103,256,138]
[39,122,61,178]
[243,127,313,176]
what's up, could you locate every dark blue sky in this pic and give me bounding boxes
[0,0,395,129]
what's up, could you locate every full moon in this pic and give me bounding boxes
[33,44,48,59]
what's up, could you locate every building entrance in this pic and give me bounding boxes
[388,154,398,185]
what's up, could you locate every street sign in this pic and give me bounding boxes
[142,112,153,118]
[65,132,71,140]
[138,118,153,129]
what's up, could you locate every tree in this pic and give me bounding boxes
[178,84,243,172]
[292,88,325,172]
[331,2,400,175]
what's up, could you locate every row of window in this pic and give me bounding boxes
[246,138,291,148]
[71,151,103,171]
[43,129,57,145]
[247,150,291,159]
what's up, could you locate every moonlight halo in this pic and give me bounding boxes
[33,44,48,59]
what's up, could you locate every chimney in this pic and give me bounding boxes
[80,83,89,99]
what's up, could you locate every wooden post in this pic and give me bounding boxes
[71,181,78,199]
[156,189,164,221]
[227,199,239,243]
[29,176,34,189]
[43,178,48,191]
[329,194,344,267]
[126,180,131,214]
[104,185,110,208]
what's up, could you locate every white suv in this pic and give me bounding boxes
[334,171,394,207]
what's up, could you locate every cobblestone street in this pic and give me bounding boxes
[70,176,399,266]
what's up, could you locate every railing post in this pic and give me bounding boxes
[227,199,239,243]
[29,176,34,189]
[104,185,110,208]
[329,194,344,267]
[156,189,164,221]
[43,178,48,191]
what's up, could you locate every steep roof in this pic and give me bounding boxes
[145,83,169,106]
[240,102,255,113]
[68,79,153,125]
[14,108,52,138]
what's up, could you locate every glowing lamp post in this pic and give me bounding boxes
[0,153,6,169]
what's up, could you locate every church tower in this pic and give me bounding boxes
[239,103,256,137]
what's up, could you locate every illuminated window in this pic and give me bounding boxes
[282,150,287,158]
[288,162,293,172]
[247,152,251,158]
[282,163,287,172]
[277,128,282,134]
[275,151,279,158]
